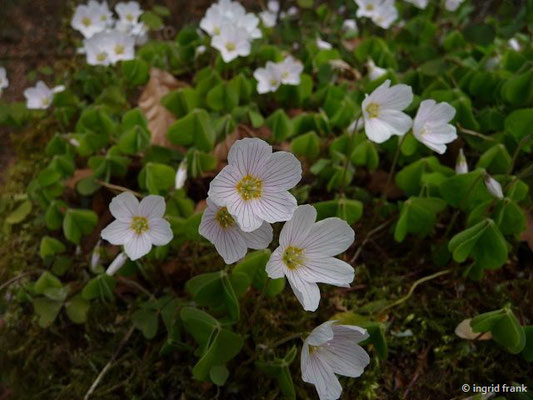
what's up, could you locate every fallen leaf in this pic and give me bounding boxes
[455,318,492,340]
[213,124,271,168]
[138,68,185,147]
[64,169,93,190]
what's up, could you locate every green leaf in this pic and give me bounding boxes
[351,139,379,170]
[82,275,116,301]
[40,236,66,259]
[464,23,495,46]
[233,250,284,297]
[522,326,533,361]
[291,131,320,159]
[266,109,293,142]
[140,11,163,30]
[162,88,200,118]
[118,125,151,154]
[206,82,239,112]
[132,308,159,339]
[491,308,526,354]
[45,200,66,230]
[505,108,533,142]
[121,59,150,86]
[471,308,506,332]
[476,144,512,174]
[314,198,363,225]
[65,294,90,324]
[34,271,62,295]
[62,209,98,245]
[209,365,229,386]
[394,197,446,242]
[439,169,492,210]
[6,200,32,224]
[33,297,62,328]
[138,162,176,195]
[167,109,215,152]
[256,346,298,399]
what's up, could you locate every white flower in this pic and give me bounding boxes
[0,67,8,97]
[485,175,503,200]
[366,59,387,81]
[266,205,355,311]
[175,159,188,190]
[445,0,465,11]
[412,99,457,154]
[199,198,273,264]
[342,19,358,32]
[362,79,413,144]
[100,192,173,260]
[371,0,398,29]
[83,32,112,66]
[405,0,429,9]
[301,321,370,400]
[88,0,114,27]
[106,252,129,276]
[24,81,65,110]
[280,6,298,19]
[316,37,333,50]
[236,13,262,39]
[455,148,468,174]
[254,62,283,94]
[278,56,303,85]
[508,38,521,52]
[115,1,143,25]
[259,10,277,27]
[348,118,365,133]
[355,0,380,18]
[106,31,136,63]
[213,0,246,19]
[211,25,252,63]
[200,7,227,36]
[208,138,302,232]
[200,0,260,39]
[71,2,107,38]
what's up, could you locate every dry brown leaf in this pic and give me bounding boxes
[138,68,185,147]
[519,212,533,252]
[213,124,271,169]
[64,169,93,190]
[454,318,492,341]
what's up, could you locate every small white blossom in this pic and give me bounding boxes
[236,13,262,39]
[175,159,188,190]
[101,192,173,260]
[83,30,135,65]
[200,7,227,36]
[71,2,107,38]
[508,38,521,52]
[355,0,397,29]
[208,138,302,232]
[301,321,370,400]
[412,99,457,154]
[405,0,429,9]
[455,148,468,174]
[485,175,504,200]
[106,252,129,276]
[266,205,355,311]
[342,19,358,33]
[211,25,252,62]
[445,0,465,11]
[90,240,102,272]
[278,56,303,85]
[366,59,387,81]
[199,198,273,264]
[24,81,65,110]
[83,33,112,66]
[89,0,114,27]
[0,67,8,97]
[316,37,333,50]
[280,6,298,19]
[259,10,277,27]
[362,79,413,144]
[254,62,283,94]
[115,1,143,25]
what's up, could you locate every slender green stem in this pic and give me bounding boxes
[268,332,306,349]
[382,134,406,202]
[507,134,532,176]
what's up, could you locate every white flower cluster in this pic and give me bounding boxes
[355,0,398,29]
[362,79,458,154]
[0,67,8,98]
[71,1,147,66]
[253,56,303,94]
[200,0,261,62]
[24,81,65,110]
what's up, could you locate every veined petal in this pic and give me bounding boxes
[140,195,166,219]
[100,220,131,245]
[208,165,242,207]
[364,117,393,144]
[302,217,355,257]
[279,204,316,247]
[214,225,248,264]
[147,218,173,245]
[124,232,152,260]
[379,83,413,110]
[306,320,335,346]
[266,247,285,279]
[261,151,302,191]
[286,270,321,311]
[230,197,264,232]
[241,221,273,249]
[301,257,354,287]
[332,324,369,344]
[253,190,297,224]
[378,109,412,136]
[320,326,370,378]
[228,138,272,177]
[109,192,139,222]
[302,353,343,400]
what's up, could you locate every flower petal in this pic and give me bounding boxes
[378,109,412,136]
[364,117,393,144]
[266,247,285,279]
[228,138,272,178]
[253,190,297,224]
[306,320,335,346]
[109,192,139,222]
[140,195,166,219]
[301,217,355,258]
[286,270,321,311]
[378,83,413,110]
[148,218,173,246]
[214,225,248,264]
[301,257,355,287]
[242,221,273,249]
[207,165,242,207]
[124,233,152,260]
[260,151,302,191]
[279,204,316,247]
[320,326,370,378]
[230,197,264,232]
[100,220,131,245]
[302,353,343,400]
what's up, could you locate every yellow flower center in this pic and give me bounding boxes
[115,44,125,55]
[214,26,221,35]
[97,52,107,62]
[282,245,304,270]
[281,71,289,79]
[130,216,150,235]
[366,4,374,11]
[270,78,279,87]
[309,345,318,354]
[236,175,263,201]
[126,13,134,22]
[41,97,51,107]
[82,17,92,27]
[215,207,235,229]
[225,41,236,52]
[366,102,380,118]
